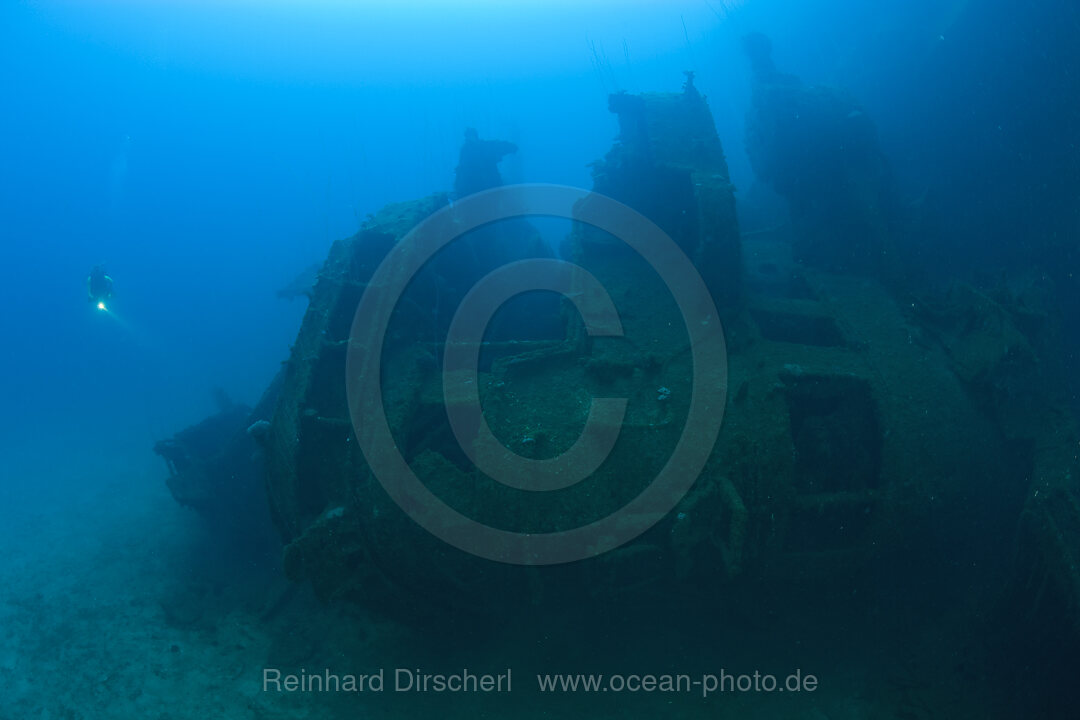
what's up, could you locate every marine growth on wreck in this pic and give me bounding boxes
[9,4,1077,718]
[160,65,1080,694]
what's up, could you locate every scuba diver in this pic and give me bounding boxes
[87,264,113,310]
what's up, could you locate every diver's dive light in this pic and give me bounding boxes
[97,301,107,312]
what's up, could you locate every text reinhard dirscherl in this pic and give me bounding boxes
[262,668,819,698]
[263,668,511,694]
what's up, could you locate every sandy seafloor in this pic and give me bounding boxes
[0,437,1000,720]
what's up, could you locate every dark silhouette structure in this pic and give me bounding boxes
[453,128,518,199]
[743,32,892,273]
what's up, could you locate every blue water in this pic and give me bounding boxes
[2,0,1078,717]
